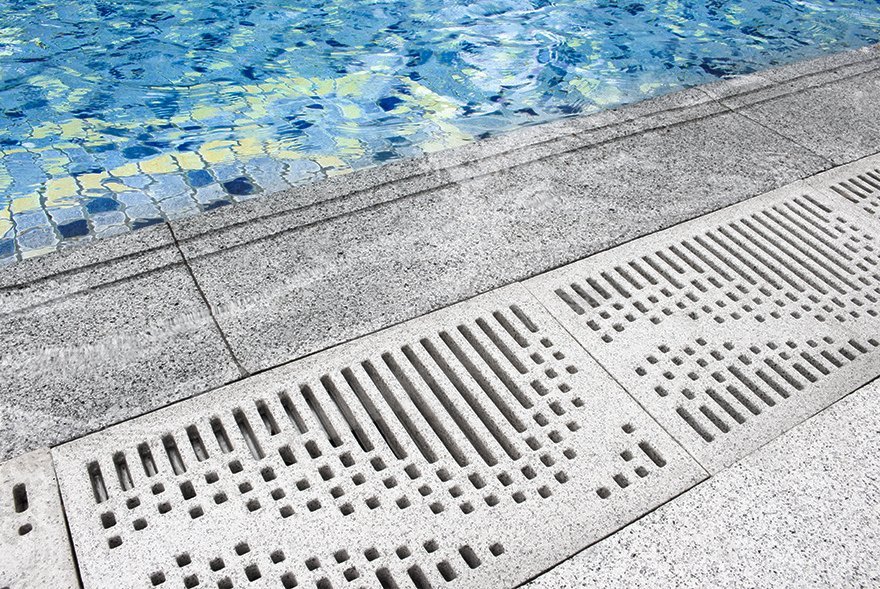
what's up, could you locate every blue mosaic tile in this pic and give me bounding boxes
[193,184,226,204]
[13,210,51,231]
[117,191,152,207]
[58,220,89,239]
[0,238,16,258]
[0,0,879,263]
[48,207,86,224]
[18,227,58,251]
[85,198,120,214]
[222,177,258,196]
[187,170,214,188]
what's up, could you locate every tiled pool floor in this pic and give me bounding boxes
[2,0,880,264]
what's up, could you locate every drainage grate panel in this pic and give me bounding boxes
[526,184,880,472]
[52,284,703,589]
[0,448,80,589]
[810,153,880,221]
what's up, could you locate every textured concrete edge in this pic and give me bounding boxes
[1,43,878,284]
[167,41,880,244]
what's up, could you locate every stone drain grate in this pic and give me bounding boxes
[526,183,880,472]
[811,153,880,221]
[0,448,80,589]
[52,284,704,589]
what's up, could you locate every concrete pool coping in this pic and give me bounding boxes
[2,43,880,461]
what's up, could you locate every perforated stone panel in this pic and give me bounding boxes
[810,153,880,221]
[52,284,704,589]
[526,184,880,472]
[0,448,80,589]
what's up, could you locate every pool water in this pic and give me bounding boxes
[1,0,879,263]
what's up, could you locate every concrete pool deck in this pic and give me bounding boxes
[0,43,879,588]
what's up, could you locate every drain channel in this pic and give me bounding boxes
[526,183,880,472]
[0,448,79,589]
[52,284,703,589]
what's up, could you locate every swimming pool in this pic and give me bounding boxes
[1,0,879,264]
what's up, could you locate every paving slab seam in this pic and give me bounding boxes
[519,375,880,588]
[167,224,248,378]
[514,468,715,588]
[519,283,709,473]
[52,457,87,589]
[696,87,835,169]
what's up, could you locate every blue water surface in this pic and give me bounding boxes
[0,0,879,262]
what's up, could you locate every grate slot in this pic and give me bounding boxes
[340,366,407,460]
[420,338,522,462]
[362,358,439,464]
[401,344,498,467]
[382,351,470,467]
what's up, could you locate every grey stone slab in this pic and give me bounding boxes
[0,238,241,461]
[721,61,880,166]
[525,184,880,473]
[523,377,880,589]
[182,108,827,374]
[0,448,80,589]
[52,283,705,589]
[807,152,880,222]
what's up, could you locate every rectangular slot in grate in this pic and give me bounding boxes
[0,448,80,589]
[52,284,704,589]
[526,183,880,472]
[810,153,880,221]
